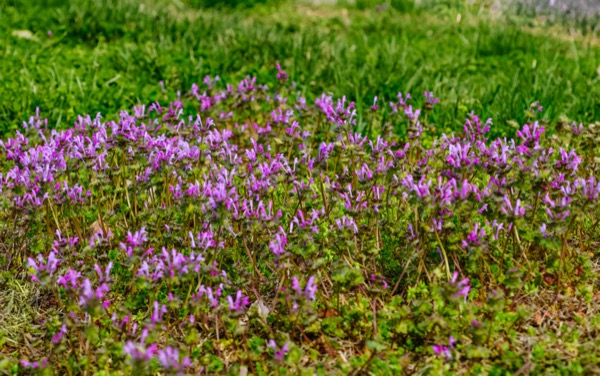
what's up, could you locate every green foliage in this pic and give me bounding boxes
[1,0,600,374]
[0,0,599,137]
[185,0,281,9]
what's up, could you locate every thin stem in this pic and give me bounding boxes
[434,227,452,281]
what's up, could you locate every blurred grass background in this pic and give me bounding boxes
[0,0,599,137]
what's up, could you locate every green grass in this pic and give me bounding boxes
[0,0,599,137]
[0,0,600,138]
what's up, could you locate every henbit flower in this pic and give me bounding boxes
[432,344,452,359]
[531,101,543,113]
[450,272,471,301]
[126,227,148,248]
[291,275,318,307]
[227,290,250,313]
[463,112,492,142]
[500,195,526,217]
[52,324,67,344]
[404,106,421,122]
[271,107,294,124]
[423,91,439,109]
[432,335,456,360]
[462,222,486,249]
[304,276,317,301]
[556,148,582,172]
[269,228,288,259]
[539,223,550,238]
[370,96,379,111]
[94,262,113,282]
[8,75,600,372]
[27,251,60,281]
[57,269,82,289]
[370,274,389,290]
[571,122,583,135]
[123,339,158,362]
[276,63,289,83]
[449,335,456,349]
[267,339,290,362]
[196,285,221,307]
[516,121,545,152]
[157,347,192,374]
[20,358,48,369]
[53,229,79,249]
[576,176,600,200]
[406,223,417,240]
[150,301,168,324]
[78,278,110,307]
[335,215,359,234]
[389,92,411,113]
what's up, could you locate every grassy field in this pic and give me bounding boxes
[1,0,599,137]
[2,0,600,375]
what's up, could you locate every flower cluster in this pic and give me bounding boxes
[1,68,598,374]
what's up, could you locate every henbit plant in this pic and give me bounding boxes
[0,67,599,374]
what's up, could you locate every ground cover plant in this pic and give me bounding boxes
[2,0,600,375]
[1,69,600,374]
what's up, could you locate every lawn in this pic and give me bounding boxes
[1,0,600,374]
[1,0,599,136]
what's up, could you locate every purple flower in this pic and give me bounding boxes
[20,358,48,369]
[539,223,550,237]
[449,335,456,349]
[432,344,452,359]
[267,339,290,361]
[389,92,411,113]
[94,262,113,282]
[576,176,600,200]
[531,101,543,113]
[516,121,545,152]
[433,335,456,359]
[227,290,250,313]
[150,301,167,324]
[123,335,158,362]
[370,96,378,111]
[157,347,191,374]
[304,276,317,300]
[423,91,439,108]
[463,113,491,142]
[450,272,470,301]
[335,216,358,234]
[462,222,486,249]
[52,324,67,344]
[78,278,110,307]
[404,106,421,122]
[126,227,148,248]
[556,148,582,171]
[276,64,289,83]
[57,269,82,289]
[27,251,60,281]
[500,195,526,217]
[269,228,288,259]
[290,276,318,309]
